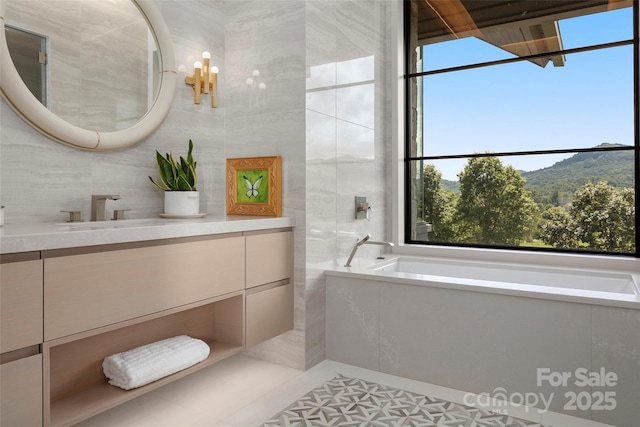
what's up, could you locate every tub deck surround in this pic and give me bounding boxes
[0,214,295,254]
[328,256,640,310]
[326,264,640,426]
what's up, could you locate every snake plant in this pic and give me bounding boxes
[149,139,198,191]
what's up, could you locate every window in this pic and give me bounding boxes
[5,25,47,106]
[405,0,638,256]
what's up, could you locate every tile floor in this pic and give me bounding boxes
[262,374,546,426]
[77,354,614,427]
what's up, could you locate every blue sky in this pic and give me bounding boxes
[420,6,634,181]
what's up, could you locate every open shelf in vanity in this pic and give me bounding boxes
[46,293,244,427]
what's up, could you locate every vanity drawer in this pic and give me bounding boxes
[246,281,293,347]
[0,260,43,353]
[245,230,292,289]
[0,353,43,427]
[44,236,245,340]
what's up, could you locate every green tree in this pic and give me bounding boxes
[538,206,577,248]
[539,181,635,252]
[571,182,635,252]
[420,165,456,240]
[455,156,539,245]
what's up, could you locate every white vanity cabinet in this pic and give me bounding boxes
[0,257,43,352]
[0,255,44,427]
[42,234,247,426]
[1,353,43,427]
[43,235,246,341]
[245,229,292,288]
[0,225,293,427]
[245,230,293,347]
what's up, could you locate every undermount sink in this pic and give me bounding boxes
[56,218,175,229]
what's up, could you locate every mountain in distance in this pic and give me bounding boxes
[522,143,633,186]
[442,179,459,193]
[440,143,635,203]
[521,143,634,203]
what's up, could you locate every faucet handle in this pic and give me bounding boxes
[355,196,371,220]
[61,210,82,223]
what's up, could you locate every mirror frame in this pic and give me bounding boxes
[0,0,176,150]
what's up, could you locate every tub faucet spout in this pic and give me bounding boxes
[345,234,370,267]
[344,234,394,267]
[365,240,395,248]
[91,194,120,221]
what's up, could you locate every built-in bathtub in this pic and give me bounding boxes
[371,256,639,298]
[325,256,640,426]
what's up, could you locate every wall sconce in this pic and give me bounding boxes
[185,51,218,107]
[245,69,267,107]
[245,69,266,90]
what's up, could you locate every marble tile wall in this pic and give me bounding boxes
[0,1,227,223]
[0,0,391,371]
[221,0,391,370]
[303,0,391,369]
[223,0,307,370]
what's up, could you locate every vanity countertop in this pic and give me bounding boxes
[0,215,295,254]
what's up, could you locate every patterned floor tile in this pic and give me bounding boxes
[262,375,546,427]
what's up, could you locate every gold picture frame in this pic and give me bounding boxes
[226,156,282,216]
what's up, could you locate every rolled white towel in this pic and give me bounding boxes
[102,335,210,390]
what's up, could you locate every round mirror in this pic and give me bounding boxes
[0,0,176,150]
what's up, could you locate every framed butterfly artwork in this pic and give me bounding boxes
[226,156,282,216]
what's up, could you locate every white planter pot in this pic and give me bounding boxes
[164,191,200,215]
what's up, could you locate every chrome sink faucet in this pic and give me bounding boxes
[91,195,120,221]
[344,234,394,267]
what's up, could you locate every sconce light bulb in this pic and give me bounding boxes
[252,69,260,77]
[211,66,219,74]
[259,83,266,90]
[246,77,254,85]
[194,61,203,69]
[202,51,211,59]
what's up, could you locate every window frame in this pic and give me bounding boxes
[398,0,640,261]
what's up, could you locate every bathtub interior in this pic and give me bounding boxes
[369,257,639,295]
